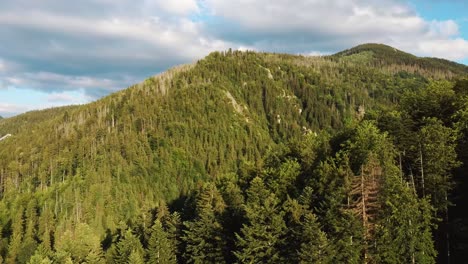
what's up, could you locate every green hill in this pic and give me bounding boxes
[0,45,467,263]
[332,43,468,79]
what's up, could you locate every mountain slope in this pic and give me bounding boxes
[0,48,448,218]
[332,43,468,79]
[0,45,467,263]
[0,50,427,195]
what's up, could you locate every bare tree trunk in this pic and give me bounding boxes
[419,143,425,197]
[399,152,403,183]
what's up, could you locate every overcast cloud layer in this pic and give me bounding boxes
[0,0,467,116]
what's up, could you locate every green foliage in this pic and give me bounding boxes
[128,250,145,264]
[419,118,460,211]
[147,219,177,264]
[0,46,464,263]
[182,184,227,264]
[375,158,437,264]
[298,212,332,264]
[54,223,104,263]
[333,43,468,79]
[235,177,286,263]
[108,229,144,264]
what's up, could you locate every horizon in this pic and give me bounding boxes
[0,43,466,119]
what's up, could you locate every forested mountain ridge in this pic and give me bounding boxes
[0,45,467,263]
[332,43,468,79]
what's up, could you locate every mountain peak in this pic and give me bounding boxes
[336,43,414,57]
[332,43,468,77]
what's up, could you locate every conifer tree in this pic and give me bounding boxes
[156,202,182,257]
[19,199,39,264]
[27,254,52,264]
[182,183,227,264]
[235,177,286,263]
[298,213,331,264]
[111,229,145,264]
[375,164,436,264]
[418,118,459,212]
[147,219,177,264]
[6,206,24,264]
[55,223,105,264]
[128,250,145,264]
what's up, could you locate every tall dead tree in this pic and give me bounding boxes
[350,156,382,263]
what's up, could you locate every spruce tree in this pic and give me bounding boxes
[182,183,227,264]
[298,213,331,264]
[235,177,286,263]
[147,219,177,264]
[111,229,145,264]
[6,206,24,264]
[128,250,145,264]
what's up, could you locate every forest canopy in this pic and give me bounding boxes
[0,45,467,263]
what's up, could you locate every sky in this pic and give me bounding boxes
[0,0,467,117]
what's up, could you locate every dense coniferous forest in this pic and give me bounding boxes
[0,44,467,263]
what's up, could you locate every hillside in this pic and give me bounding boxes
[332,43,468,79]
[0,45,467,263]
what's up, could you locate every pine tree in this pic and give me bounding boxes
[217,177,245,263]
[147,219,177,264]
[156,202,182,259]
[349,155,382,262]
[182,183,227,264]
[19,199,39,264]
[418,118,459,212]
[6,206,24,264]
[298,213,331,264]
[54,223,105,264]
[375,165,436,264]
[111,229,145,264]
[27,254,52,264]
[128,250,145,264]
[235,177,286,263]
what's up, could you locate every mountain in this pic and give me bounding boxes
[332,43,468,78]
[0,44,467,263]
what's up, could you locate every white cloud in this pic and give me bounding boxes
[146,0,200,15]
[204,0,468,60]
[428,20,459,38]
[0,60,5,72]
[0,90,91,117]
[0,3,234,100]
[46,91,90,104]
[418,38,468,60]
[237,46,257,52]
[1,71,122,92]
[304,51,330,57]
[0,11,228,59]
[0,103,31,117]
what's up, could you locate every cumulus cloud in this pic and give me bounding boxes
[0,103,30,117]
[204,0,468,59]
[46,91,90,104]
[0,90,90,117]
[0,60,6,72]
[0,0,234,99]
[148,0,200,15]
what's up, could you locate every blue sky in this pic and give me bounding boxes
[0,0,467,117]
